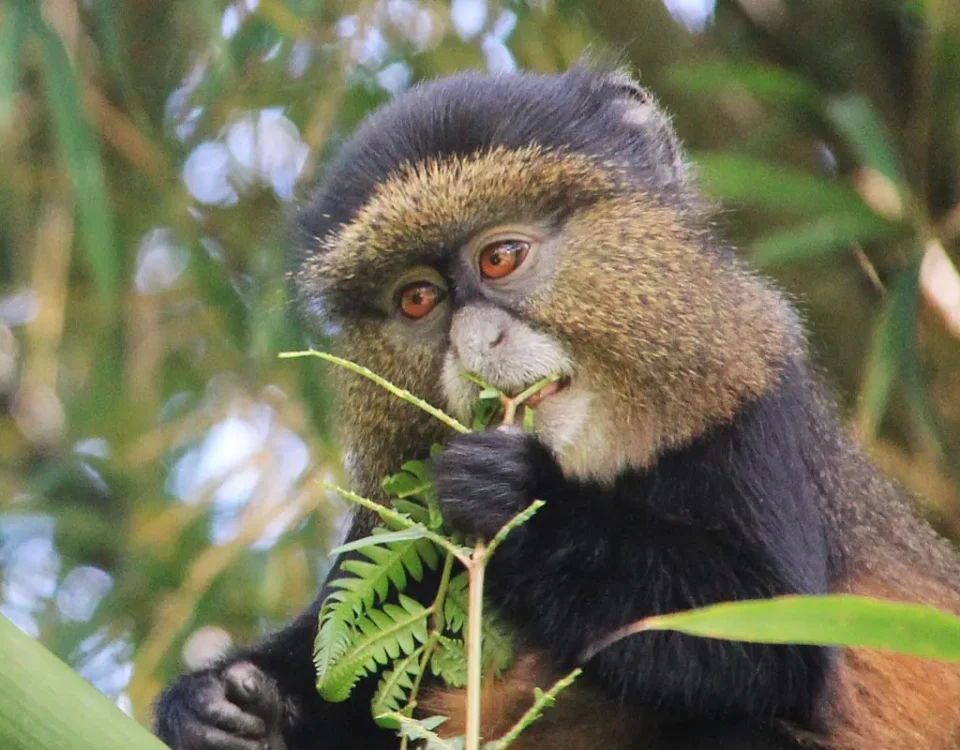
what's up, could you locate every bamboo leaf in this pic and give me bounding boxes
[827,95,904,186]
[0,0,27,134]
[668,63,818,106]
[630,595,960,660]
[751,213,899,265]
[692,153,877,218]
[858,264,921,438]
[187,242,249,350]
[0,615,170,750]
[37,23,119,305]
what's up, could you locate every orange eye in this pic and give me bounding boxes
[398,282,442,320]
[479,240,530,280]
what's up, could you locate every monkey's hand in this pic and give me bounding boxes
[432,427,561,541]
[155,661,289,750]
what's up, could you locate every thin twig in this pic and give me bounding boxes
[852,246,885,295]
[491,668,583,750]
[280,350,470,434]
[484,501,544,561]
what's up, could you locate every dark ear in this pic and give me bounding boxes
[603,69,687,187]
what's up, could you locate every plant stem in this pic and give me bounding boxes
[465,542,487,750]
[462,374,557,749]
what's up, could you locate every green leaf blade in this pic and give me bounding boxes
[643,595,960,660]
[668,63,819,106]
[38,24,119,306]
[751,214,900,265]
[827,95,904,186]
[858,264,921,438]
[692,153,877,218]
[0,0,27,134]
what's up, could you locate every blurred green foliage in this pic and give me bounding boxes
[0,0,959,730]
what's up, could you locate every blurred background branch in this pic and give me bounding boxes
[0,0,958,728]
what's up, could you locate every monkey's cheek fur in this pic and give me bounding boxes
[431,429,562,541]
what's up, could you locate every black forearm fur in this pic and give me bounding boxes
[436,359,836,728]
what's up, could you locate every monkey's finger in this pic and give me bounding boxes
[200,700,268,738]
[191,724,269,750]
[223,662,282,722]
[264,730,289,750]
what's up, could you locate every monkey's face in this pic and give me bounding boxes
[295,69,794,483]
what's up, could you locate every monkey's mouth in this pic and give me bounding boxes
[522,375,572,408]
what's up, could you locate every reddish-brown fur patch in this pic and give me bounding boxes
[824,572,960,750]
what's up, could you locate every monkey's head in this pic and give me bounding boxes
[293,68,799,494]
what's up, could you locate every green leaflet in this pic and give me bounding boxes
[372,646,427,718]
[335,537,437,612]
[378,713,462,750]
[383,457,444,530]
[332,526,432,556]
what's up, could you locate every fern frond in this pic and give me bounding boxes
[319,595,430,702]
[481,613,515,677]
[430,636,467,688]
[314,597,356,690]
[371,645,426,717]
[332,536,439,616]
[316,536,441,690]
[444,572,468,634]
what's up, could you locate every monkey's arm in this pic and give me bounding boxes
[433,405,833,727]
[154,569,398,750]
